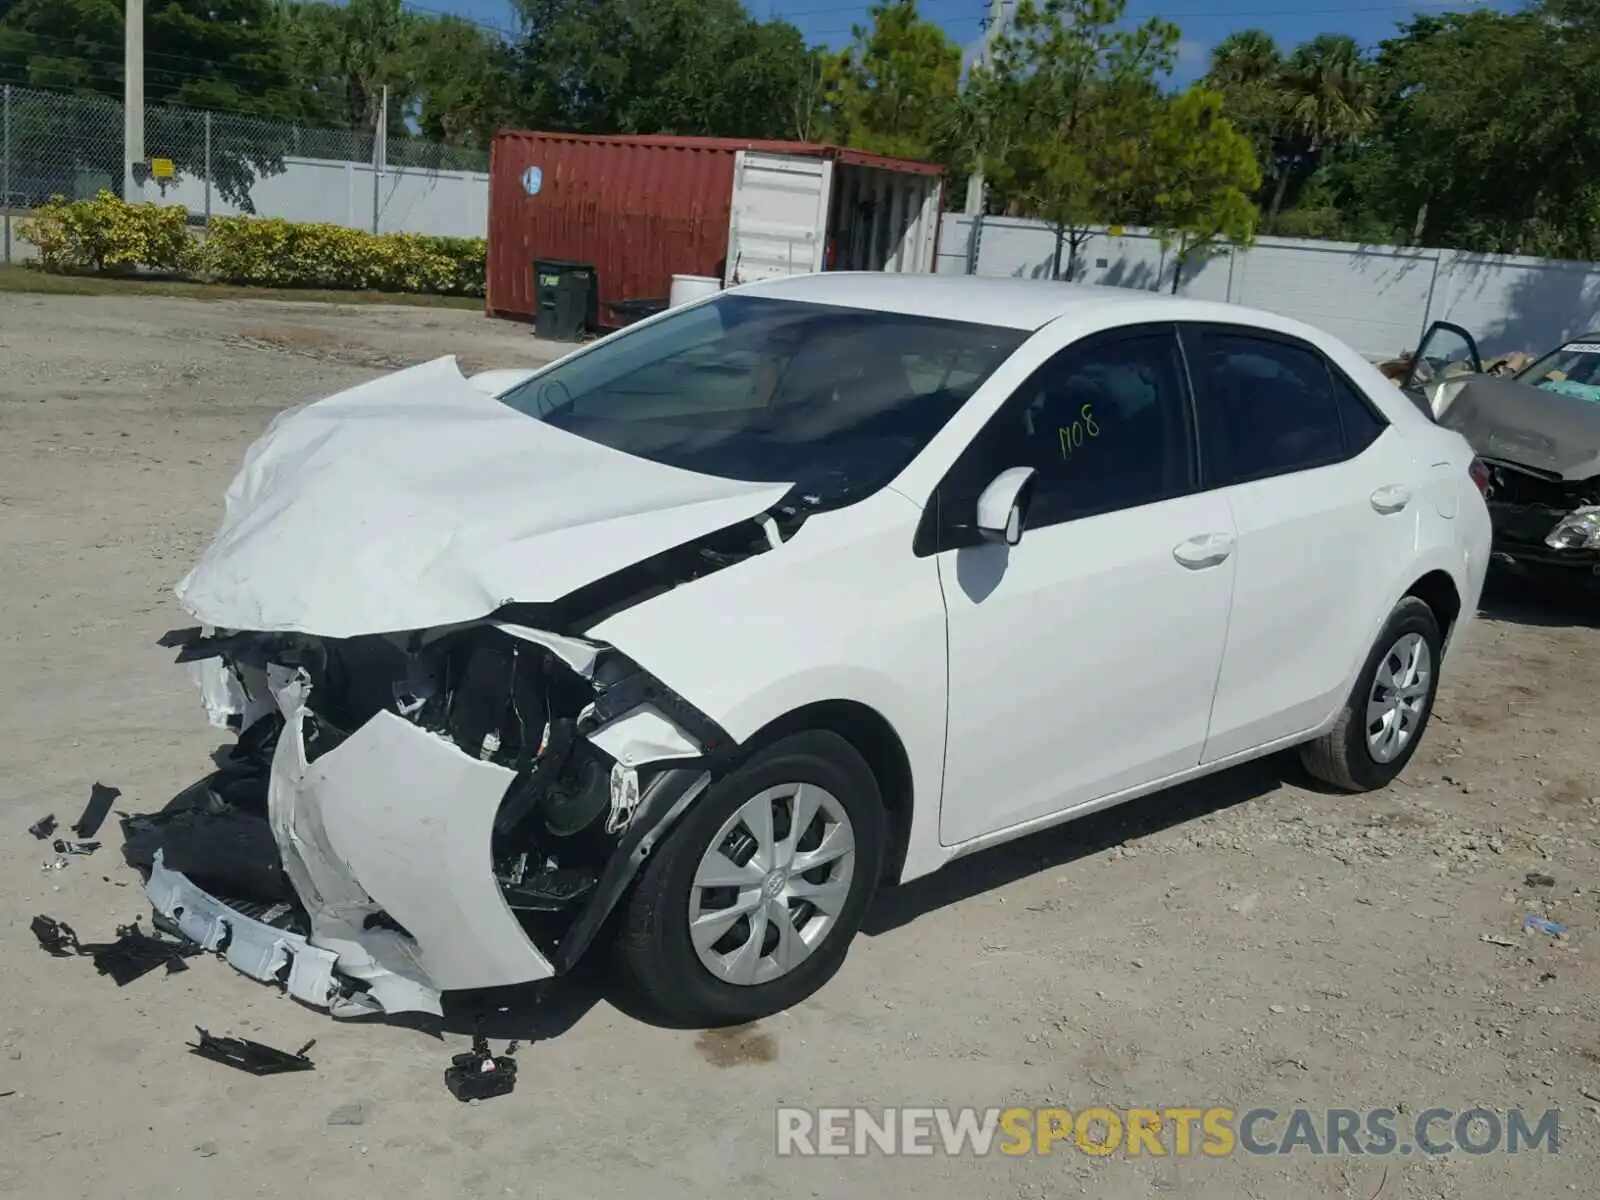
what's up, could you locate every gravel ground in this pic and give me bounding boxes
[0,293,1596,1200]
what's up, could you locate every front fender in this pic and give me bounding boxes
[586,490,949,873]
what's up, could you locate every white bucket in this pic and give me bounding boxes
[669,274,721,308]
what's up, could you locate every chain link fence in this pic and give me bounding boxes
[2,84,490,254]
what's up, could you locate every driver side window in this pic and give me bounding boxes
[937,328,1198,539]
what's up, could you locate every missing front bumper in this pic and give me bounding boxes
[142,665,559,1017]
[150,635,719,1019]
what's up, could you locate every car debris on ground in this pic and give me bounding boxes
[28,814,57,840]
[188,1028,316,1076]
[444,1034,519,1102]
[29,914,202,985]
[1524,913,1569,937]
[72,783,120,840]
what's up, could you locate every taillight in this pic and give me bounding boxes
[1469,459,1490,495]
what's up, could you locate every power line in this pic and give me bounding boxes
[398,1,518,37]
[803,0,1495,37]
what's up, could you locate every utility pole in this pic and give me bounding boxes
[963,0,1006,216]
[123,0,144,201]
[372,85,387,235]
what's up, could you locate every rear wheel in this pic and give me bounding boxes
[616,730,885,1026]
[1300,596,1443,791]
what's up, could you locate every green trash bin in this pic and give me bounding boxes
[532,258,598,341]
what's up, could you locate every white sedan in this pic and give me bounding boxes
[144,273,1491,1026]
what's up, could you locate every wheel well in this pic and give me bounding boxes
[738,700,914,885]
[1406,569,1462,641]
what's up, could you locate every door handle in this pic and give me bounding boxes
[1173,532,1235,569]
[1370,484,1413,514]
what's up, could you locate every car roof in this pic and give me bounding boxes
[734,271,1301,335]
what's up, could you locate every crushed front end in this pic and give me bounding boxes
[128,621,719,1018]
[1481,461,1600,585]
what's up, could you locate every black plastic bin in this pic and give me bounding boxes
[532,258,599,340]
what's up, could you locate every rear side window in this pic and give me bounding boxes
[1330,370,1387,455]
[1189,330,1369,484]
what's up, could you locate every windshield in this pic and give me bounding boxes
[498,294,1028,508]
[1516,339,1600,404]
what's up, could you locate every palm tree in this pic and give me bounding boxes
[1272,34,1375,228]
[1206,29,1281,92]
[1203,31,1285,220]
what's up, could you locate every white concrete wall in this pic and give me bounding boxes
[133,155,490,239]
[940,214,1600,361]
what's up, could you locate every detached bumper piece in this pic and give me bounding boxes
[147,851,354,1013]
[189,1027,316,1076]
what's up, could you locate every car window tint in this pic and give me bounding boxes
[1197,333,1347,481]
[955,332,1195,528]
[1330,369,1387,455]
[498,295,1026,510]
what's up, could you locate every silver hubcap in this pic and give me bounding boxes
[1365,632,1432,764]
[688,783,856,986]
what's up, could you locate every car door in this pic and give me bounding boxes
[1182,324,1422,763]
[931,325,1238,847]
[1400,321,1483,418]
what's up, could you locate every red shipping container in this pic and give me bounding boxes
[487,132,945,330]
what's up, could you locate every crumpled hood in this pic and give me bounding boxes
[176,356,793,637]
[1440,375,1600,480]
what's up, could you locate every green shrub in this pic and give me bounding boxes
[20,190,195,274]
[20,192,486,297]
[199,216,485,296]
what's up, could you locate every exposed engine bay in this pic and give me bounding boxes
[1479,460,1600,580]
[127,616,734,1019]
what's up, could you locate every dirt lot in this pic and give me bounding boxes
[1,292,1597,1199]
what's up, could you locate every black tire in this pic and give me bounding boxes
[1300,596,1443,791]
[616,730,886,1026]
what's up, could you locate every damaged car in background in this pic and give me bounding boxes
[1403,322,1600,586]
[133,274,1489,1028]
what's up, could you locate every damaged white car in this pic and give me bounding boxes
[134,273,1491,1026]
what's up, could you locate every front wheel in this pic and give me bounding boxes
[1300,596,1443,791]
[616,730,886,1026]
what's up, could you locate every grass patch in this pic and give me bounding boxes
[0,265,484,309]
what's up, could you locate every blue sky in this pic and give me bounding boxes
[421,0,1514,86]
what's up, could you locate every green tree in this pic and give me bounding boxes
[0,0,300,207]
[820,1,961,161]
[407,16,518,148]
[984,0,1178,280]
[1205,30,1373,233]
[1144,87,1261,292]
[1269,34,1374,230]
[1359,4,1600,257]
[0,0,297,113]
[511,0,814,139]
[1202,32,1283,207]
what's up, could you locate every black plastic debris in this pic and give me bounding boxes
[444,1035,519,1102]
[31,914,80,956]
[121,805,292,905]
[157,626,203,649]
[52,839,100,856]
[79,921,203,986]
[189,1028,316,1076]
[72,783,120,840]
[28,814,57,840]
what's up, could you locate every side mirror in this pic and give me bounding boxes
[975,466,1036,546]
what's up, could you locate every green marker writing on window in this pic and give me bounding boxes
[1059,404,1101,459]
